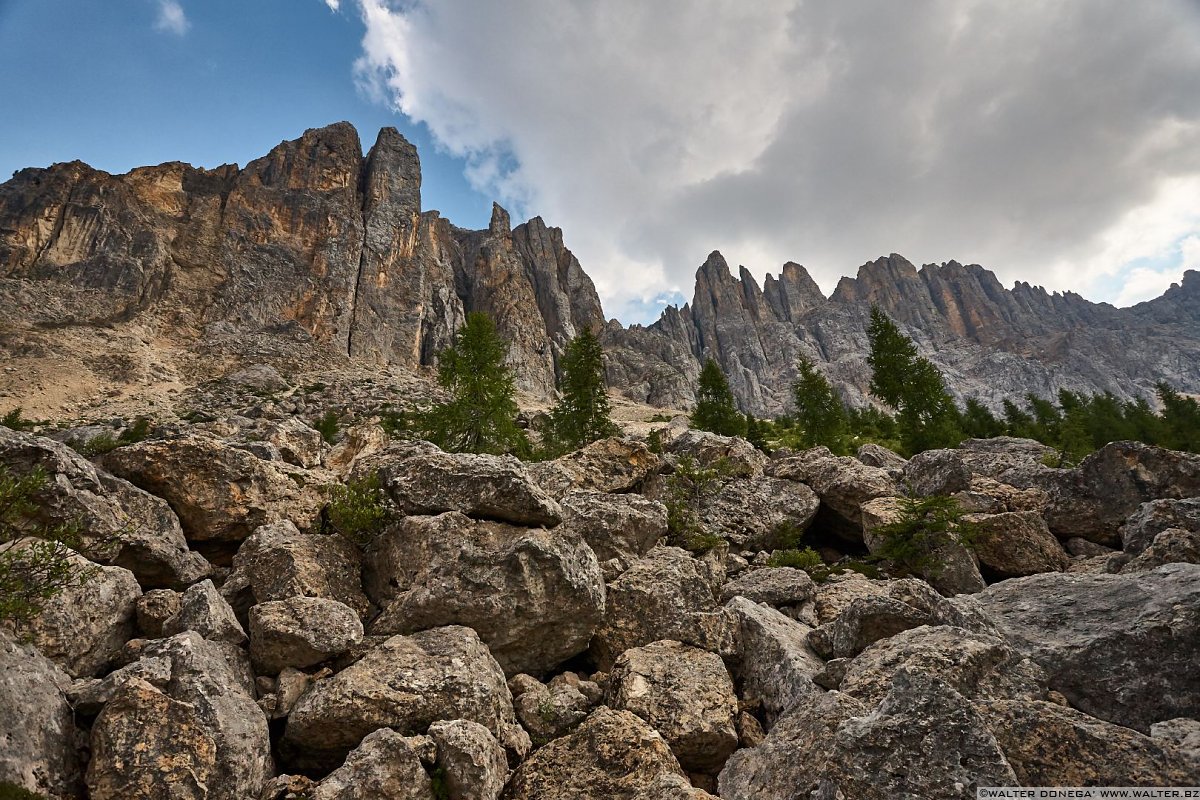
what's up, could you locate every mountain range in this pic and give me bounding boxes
[2,121,1198,418]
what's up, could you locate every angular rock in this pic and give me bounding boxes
[722,597,824,726]
[311,729,434,800]
[667,430,767,477]
[428,719,509,800]
[861,496,986,596]
[631,774,718,800]
[259,418,327,469]
[162,578,246,645]
[118,632,271,800]
[66,654,173,715]
[766,447,899,539]
[591,546,726,670]
[86,678,218,800]
[249,596,364,674]
[135,589,181,638]
[512,675,591,742]
[983,699,1200,786]
[0,427,209,588]
[1152,718,1200,770]
[719,567,816,609]
[0,630,83,799]
[1120,527,1200,572]
[607,640,739,774]
[9,541,140,677]
[956,436,1057,479]
[953,476,1050,514]
[362,442,561,526]
[1121,497,1200,555]
[856,443,907,474]
[366,512,605,676]
[839,625,1047,706]
[559,491,667,578]
[901,448,972,496]
[973,563,1200,731]
[226,520,369,617]
[104,434,326,542]
[967,511,1069,578]
[282,626,517,770]
[503,707,684,800]
[527,437,660,496]
[693,475,819,550]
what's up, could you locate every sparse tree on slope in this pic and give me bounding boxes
[546,328,620,453]
[791,356,849,452]
[691,358,746,437]
[418,311,530,457]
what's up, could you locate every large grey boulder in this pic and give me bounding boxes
[7,541,141,677]
[1121,497,1200,555]
[722,597,824,726]
[0,630,83,799]
[967,511,1069,579]
[86,678,218,800]
[360,441,561,526]
[560,490,666,577]
[591,546,726,670]
[838,625,1047,705]
[427,719,509,800]
[104,433,327,542]
[607,640,739,774]
[980,699,1200,786]
[528,437,661,496]
[667,430,767,477]
[98,632,272,800]
[225,520,369,618]
[249,596,364,674]
[0,427,209,588]
[766,447,900,539]
[973,563,1200,731]
[860,497,986,595]
[310,729,435,800]
[503,707,685,800]
[162,578,246,645]
[282,626,518,771]
[719,671,1017,800]
[719,567,816,609]
[691,474,820,550]
[901,448,972,496]
[956,436,1056,479]
[366,512,605,676]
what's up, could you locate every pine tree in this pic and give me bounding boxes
[791,356,849,451]
[417,312,530,456]
[546,328,619,453]
[865,306,962,454]
[691,359,746,437]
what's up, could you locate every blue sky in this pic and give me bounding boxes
[0,0,491,229]
[1,1,1198,324]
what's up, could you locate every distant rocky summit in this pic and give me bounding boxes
[2,121,1198,419]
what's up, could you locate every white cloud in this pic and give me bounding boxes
[350,0,1200,322]
[153,0,189,36]
[324,0,341,11]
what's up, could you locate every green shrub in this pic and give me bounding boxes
[0,782,50,800]
[646,428,667,454]
[0,467,96,625]
[871,495,975,579]
[0,408,37,432]
[314,411,340,445]
[663,455,731,553]
[767,547,823,570]
[78,432,120,457]
[326,475,389,547]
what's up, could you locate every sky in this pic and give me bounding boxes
[2,1,1199,325]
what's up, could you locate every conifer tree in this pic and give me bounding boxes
[418,312,530,456]
[791,356,849,451]
[691,358,746,437]
[546,328,619,453]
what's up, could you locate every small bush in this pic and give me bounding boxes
[378,408,410,438]
[0,782,51,800]
[77,417,154,458]
[646,428,667,455]
[327,475,388,547]
[314,411,340,445]
[663,455,731,553]
[0,467,96,624]
[767,547,823,570]
[871,495,975,579]
[1,408,37,432]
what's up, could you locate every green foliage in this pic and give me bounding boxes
[1,408,37,432]
[691,359,746,438]
[646,428,667,454]
[871,495,975,580]
[0,467,95,625]
[866,307,962,454]
[415,312,530,457]
[429,767,451,800]
[663,455,731,553]
[313,410,340,445]
[0,782,50,800]
[1156,383,1200,452]
[767,547,823,570]
[77,417,154,457]
[326,475,389,547]
[790,356,849,452]
[744,414,770,452]
[960,398,1004,440]
[545,329,620,454]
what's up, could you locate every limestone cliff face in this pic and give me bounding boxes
[2,121,1198,416]
[0,123,602,397]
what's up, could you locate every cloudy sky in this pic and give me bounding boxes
[3,1,1199,323]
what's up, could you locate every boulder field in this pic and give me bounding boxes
[2,422,1199,799]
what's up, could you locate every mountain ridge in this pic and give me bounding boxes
[2,121,1198,419]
